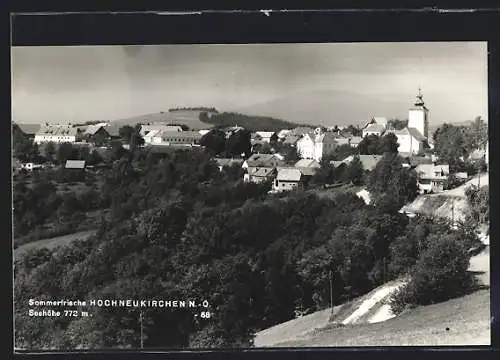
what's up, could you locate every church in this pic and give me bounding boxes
[384,89,430,156]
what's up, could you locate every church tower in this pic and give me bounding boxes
[407,88,429,139]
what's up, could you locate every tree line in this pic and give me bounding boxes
[14,144,481,349]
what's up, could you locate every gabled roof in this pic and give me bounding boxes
[416,164,449,178]
[65,160,86,169]
[294,159,321,168]
[245,153,284,167]
[277,168,302,181]
[362,123,386,133]
[247,166,277,177]
[36,124,78,137]
[407,127,426,141]
[215,158,244,167]
[407,156,434,166]
[386,127,426,142]
[331,154,384,172]
[349,136,363,145]
[291,126,314,136]
[283,135,300,145]
[84,125,109,136]
[372,117,388,127]
[162,131,202,140]
[255,131,276,138]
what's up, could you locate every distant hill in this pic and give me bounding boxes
[110,110,214,131]
[202,112,309,132]
[233,90,483,128]
[109,109,306,132]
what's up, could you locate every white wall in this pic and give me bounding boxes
[408,109,427,139]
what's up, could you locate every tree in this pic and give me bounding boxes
[378,133,399,154]
[342,125,362,137]
[130,132,145,151]
[367,153,418,209]
[57,143,75,165]
[330,144,357,161]
[12,124,35,162]
[281,144,301,164]
[119,126,136,144]
[199,130,226,156]
[389,233,476,314]
[342,155,364,185]
[387,119,408,130]
[225,130,251,158]
[357,135,381,155]
[42,142,57,162]
[433,123,469,172]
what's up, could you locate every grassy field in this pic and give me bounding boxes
[254,247,490,347]
[14,230,97,260]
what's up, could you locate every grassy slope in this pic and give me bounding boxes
[255,247,490,347]
[14,230,97,260]
[110,110,302,132]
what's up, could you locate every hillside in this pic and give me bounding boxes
[110,110,214,130]
[254,246,490,347]
[400,173,488,222]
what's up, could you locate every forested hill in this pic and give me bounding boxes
[200,112,307,132]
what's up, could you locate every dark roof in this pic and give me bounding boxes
[105,124,121,137]
[407,127,426,141]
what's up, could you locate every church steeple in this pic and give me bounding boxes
[415,87,425,107]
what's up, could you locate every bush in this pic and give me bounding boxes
[389,233,477,315]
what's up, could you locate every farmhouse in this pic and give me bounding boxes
[62,160,86,182]
[244,166,277,184]
[415,163,449,194]
[255,131,277,143]
[214,158,244,172]
[296,128,338,162]
[158,131,203,147]
[362,123,386,138]
[242,153,284,170]
[82,125,111,146]
[34,124,78,144]
[272,168,307,192]
[140,125,183,144]
[330,154,383,172]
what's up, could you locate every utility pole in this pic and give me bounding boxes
[329,270,334,315]
[139,309,144,349]
[451,198,455,227]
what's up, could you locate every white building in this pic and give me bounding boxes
[34,124,78,144]
[140,125,183,144]
[385,127,427,155]
[296,128,338,162]
[416,164,450,194]
[362,123,386,138]
[408,88,429,140]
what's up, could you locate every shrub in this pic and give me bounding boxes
[389,233,477,315]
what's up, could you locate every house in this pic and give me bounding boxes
[277,129,292,139]
[104,124,122,140]
[214,158,244,172]
[20,162,44,171]
[255,131,277,143]
[296,128,338,162]
[82,125,111,146]
[294,159,321,176]
[291,126,314,136]
[415,164,450,194]
[348,136,363,148]
[282,135,301,146]
[140,125,183,144]
[34,124,78,144]
[242,153,284,169]
[331,154,383,172]
[273,168,305,192]
[63,160,86,181]
[244,166,278,184]
[402,155,434,168]
[385,127,427,155]
[362,123,386,138]
[157,131,203,147]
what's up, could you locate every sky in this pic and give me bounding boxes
[11,42,488,126]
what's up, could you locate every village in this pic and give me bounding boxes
[13,90,488,201]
